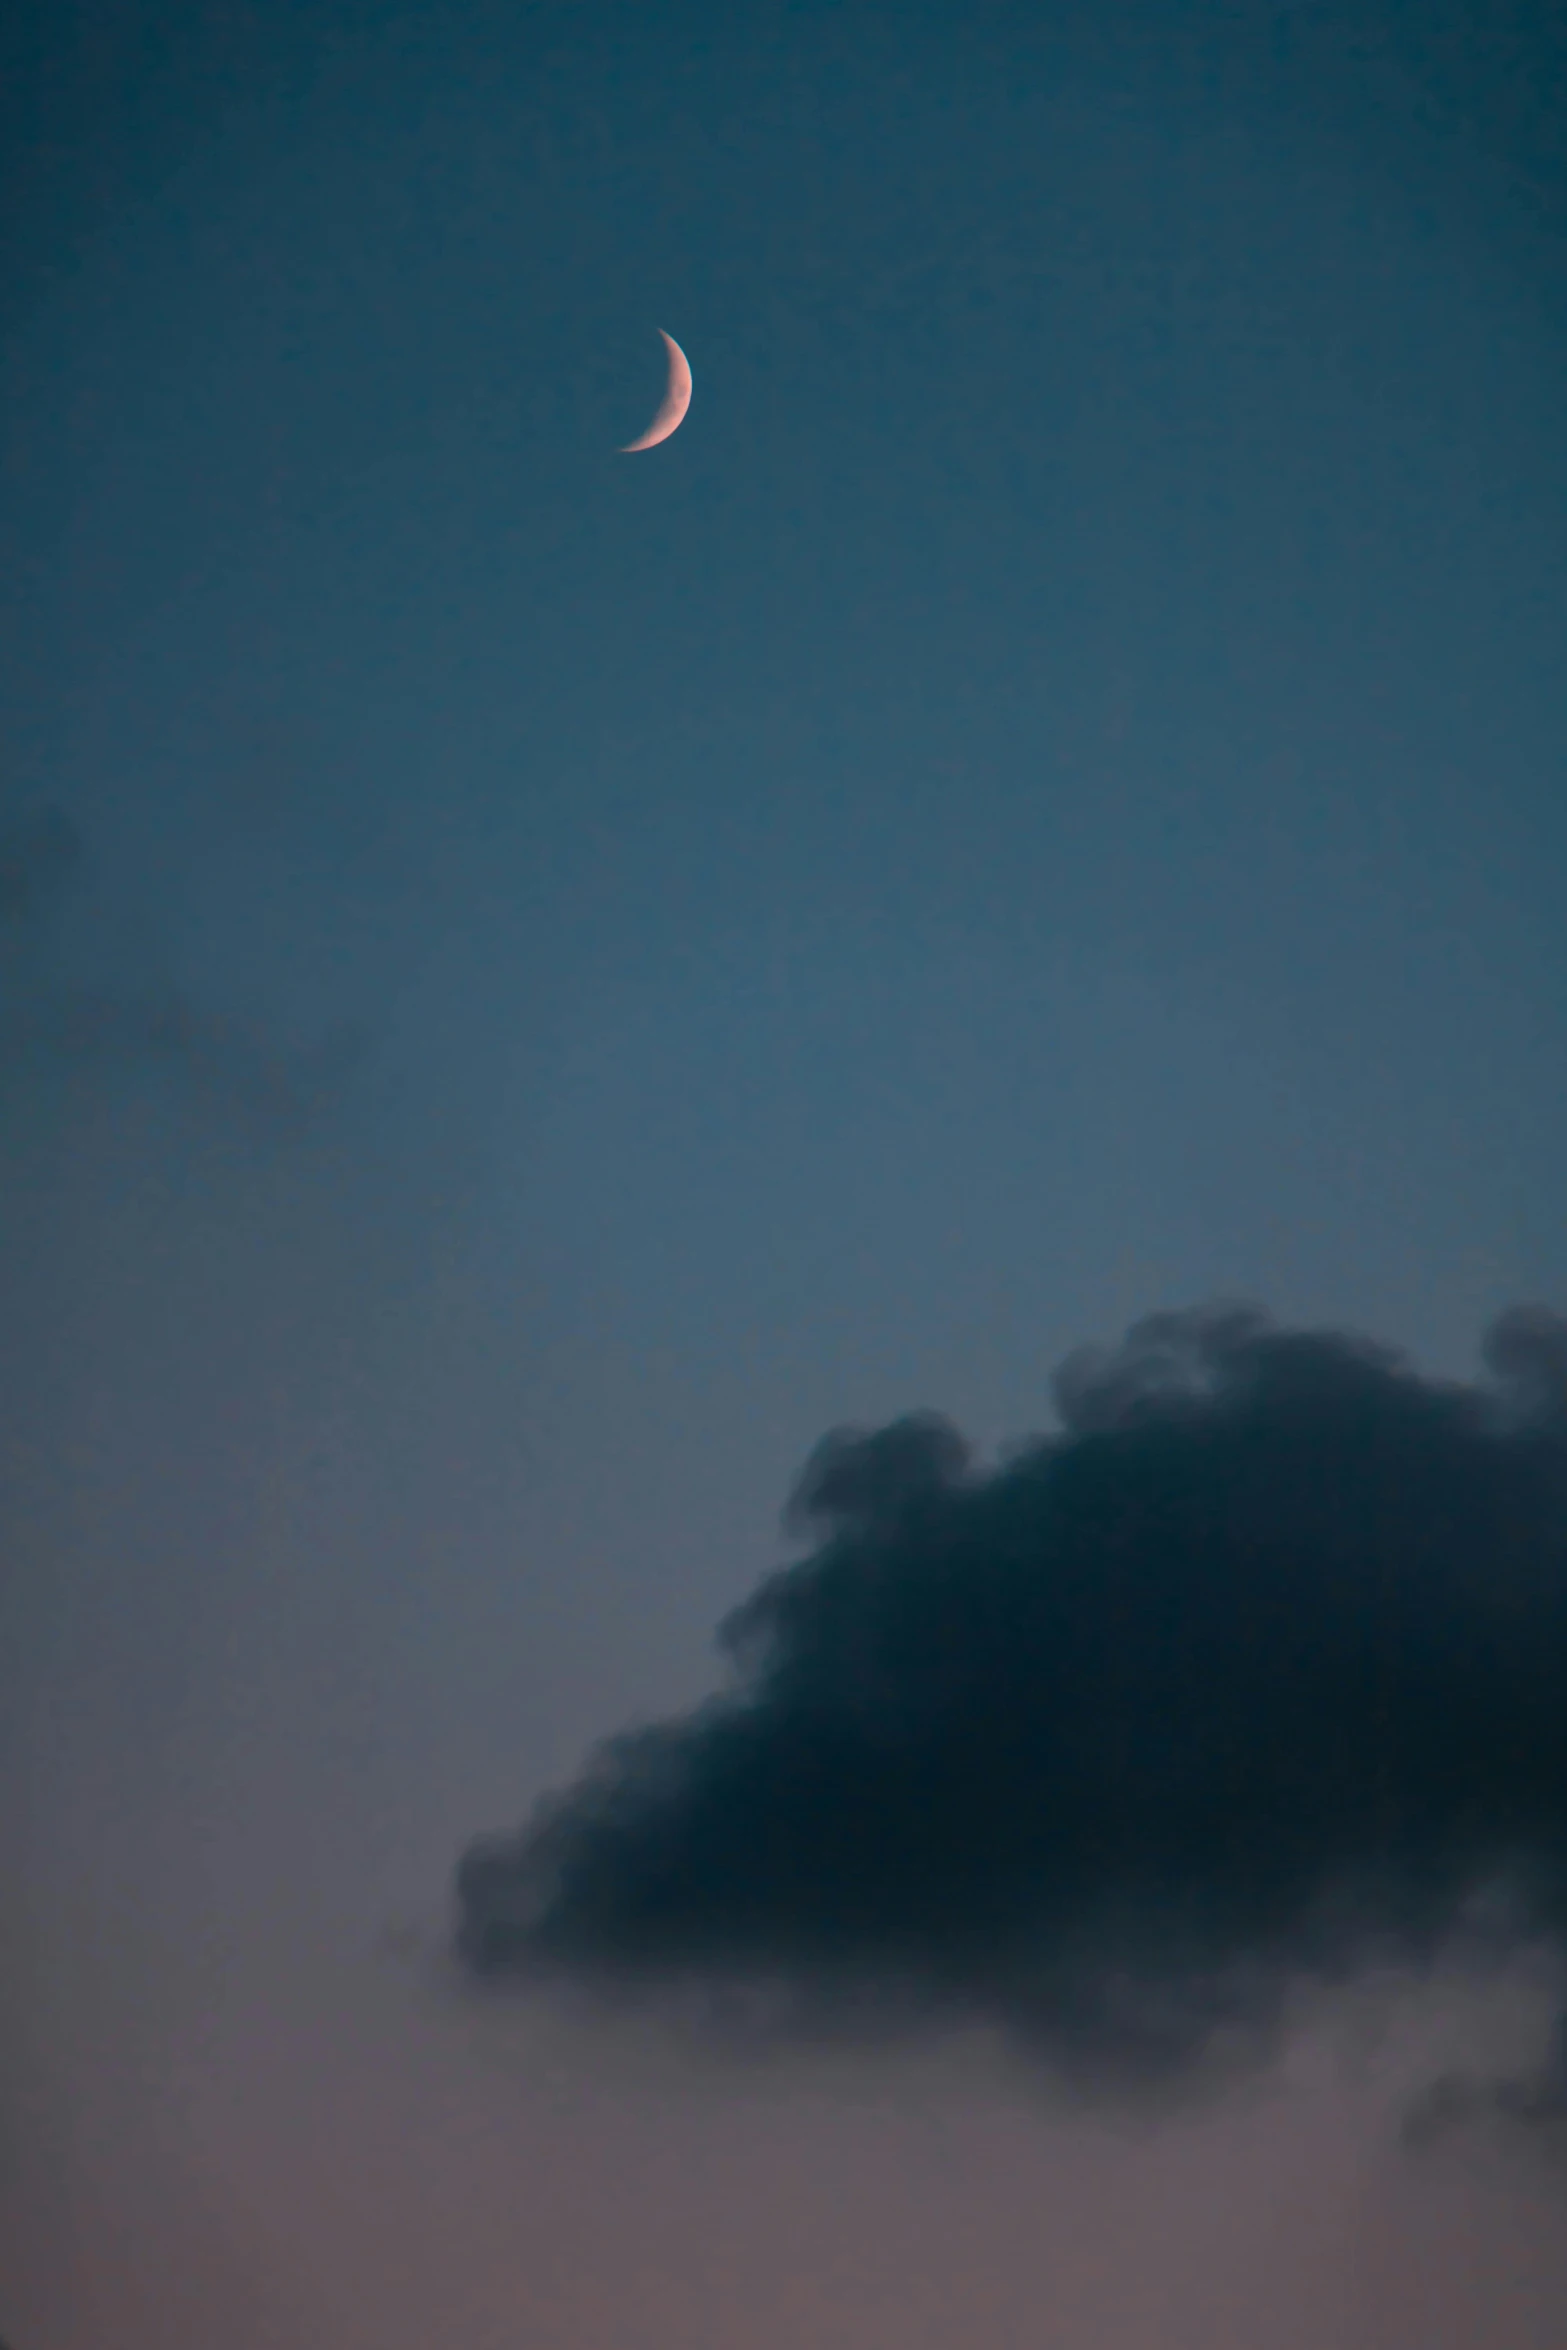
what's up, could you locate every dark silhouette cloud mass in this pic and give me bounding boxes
[458,1304,1567,2091]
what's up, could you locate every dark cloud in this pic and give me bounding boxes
[0,805,365,1135]
[457,1303,1567,2093]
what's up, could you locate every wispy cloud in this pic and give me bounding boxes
[0,805,366,1137]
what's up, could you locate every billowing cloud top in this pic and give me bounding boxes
[457,1304,1567,2090]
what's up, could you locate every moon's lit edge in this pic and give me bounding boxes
[619,330,693,453]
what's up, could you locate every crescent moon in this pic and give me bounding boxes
[619,330,692,453]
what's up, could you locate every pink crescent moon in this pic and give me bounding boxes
[619,330,692,453]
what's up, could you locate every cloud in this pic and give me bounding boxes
[456,1302,1567,2094]
[0,804,85,922]
[0,805,365,1135]
[1402,2011,1567,2161]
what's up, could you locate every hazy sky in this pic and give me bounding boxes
[4,2,1567,2344]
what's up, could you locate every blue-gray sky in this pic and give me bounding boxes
[4,3,1567,2344]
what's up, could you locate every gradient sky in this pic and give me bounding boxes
[4,2,1567,2344]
